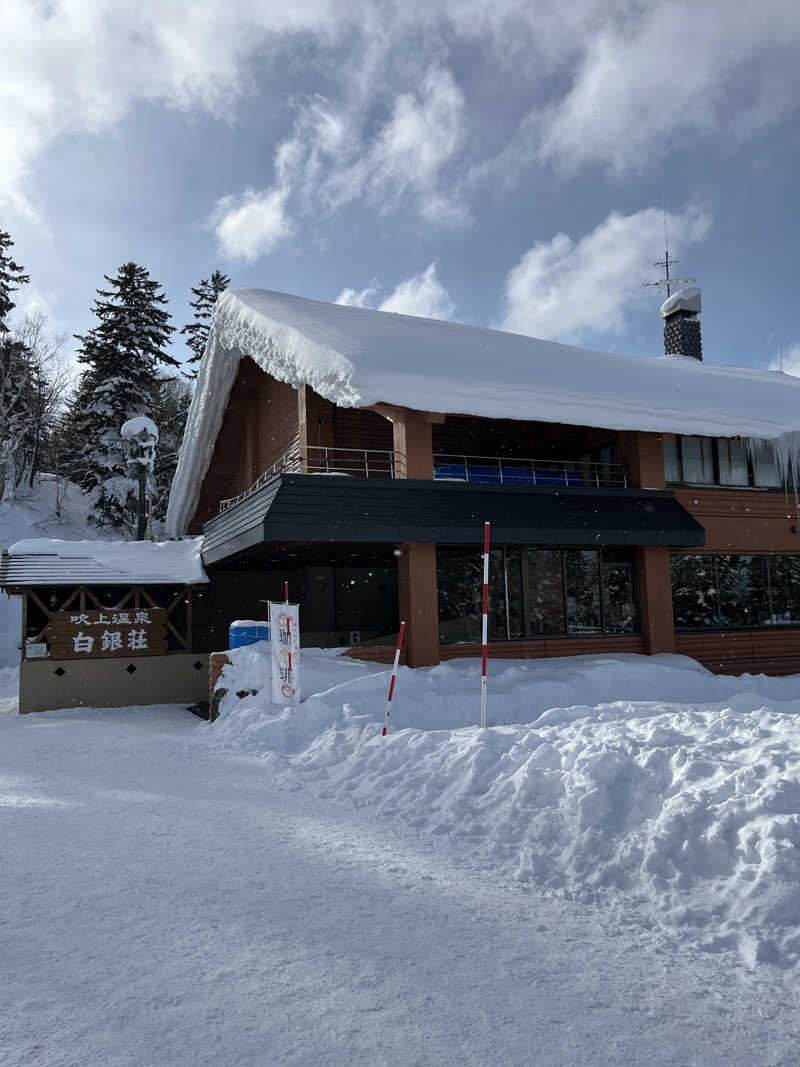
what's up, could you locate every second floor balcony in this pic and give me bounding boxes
[218,444,627,513]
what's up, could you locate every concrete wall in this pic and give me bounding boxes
[19,653,209,714]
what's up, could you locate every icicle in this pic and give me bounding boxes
[744,434,800,516]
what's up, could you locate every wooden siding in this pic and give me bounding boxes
[676,629,800,676]
[333,406,393,451]
[190,359,299,532]
[674,487,800,553]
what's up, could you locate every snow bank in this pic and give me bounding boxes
[167,287,800,535]
[212,647,800,972]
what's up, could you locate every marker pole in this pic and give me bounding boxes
[382,621,406,736]
[481,522,490,729]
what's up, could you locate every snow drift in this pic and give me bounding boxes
[212,647,800,972]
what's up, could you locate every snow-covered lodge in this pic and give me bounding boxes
[166,286,800,676]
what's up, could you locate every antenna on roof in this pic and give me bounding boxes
[642,208,695,298]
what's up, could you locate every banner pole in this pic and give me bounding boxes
[382,621,406,736]
[481,521,490,729]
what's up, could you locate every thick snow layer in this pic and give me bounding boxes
[120,415,158,441]
[214,647,800,974]
[2,670,800,1063]
[167,287,800,535]
[7,535,207,585]
[0,476,100,667]
[661,286,702,318]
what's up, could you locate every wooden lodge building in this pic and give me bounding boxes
[165,286,800,677]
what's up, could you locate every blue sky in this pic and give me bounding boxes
[3,1,800,374]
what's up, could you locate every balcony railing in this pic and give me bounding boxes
[433,453,628,489]
[218,445,628,513]
[218,445,395,512]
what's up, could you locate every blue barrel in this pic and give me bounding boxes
[229,620,270,649]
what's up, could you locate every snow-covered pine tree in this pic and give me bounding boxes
[0,229,30,330]
[180,269,230,374]
[149,375,191,523]
[74,262,176,530]
[0,230,35,499]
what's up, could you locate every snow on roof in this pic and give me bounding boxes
[0,537,207,586]
[166,287,800,536]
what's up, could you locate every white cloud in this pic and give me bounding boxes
[4,0,800,223]
[537,1,800,175]
[770,344,800,377]
[500,204,711,343]
[336,263,454,319]
[214,187,292,261]
[335,284,381,308]
[326,68,466,216]
[0,0,345,215]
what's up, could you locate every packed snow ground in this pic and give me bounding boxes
[216,648,800,975]
[2,666,800,1066]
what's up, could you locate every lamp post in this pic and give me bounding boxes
[121,416,159,541]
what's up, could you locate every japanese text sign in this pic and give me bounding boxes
[48,608,168,659]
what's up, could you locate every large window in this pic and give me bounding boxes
[671,554,800,629]
[665,436,782,488]
[437,546,638,643]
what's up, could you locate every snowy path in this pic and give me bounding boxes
[2,705,798,1066]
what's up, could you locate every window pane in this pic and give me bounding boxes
[565,550,602,633]
[717,438,749,486]
[437,548,482,643]
[716,555,768,628]
[752,442,781,488]
[671,555,719,628]
[663,436,681,482]
[525,549,565,635]
[503,547,525,639]
[488,547,507,641]
[766,556,800,624]
[681,436,714,483]
[601,564,638,633]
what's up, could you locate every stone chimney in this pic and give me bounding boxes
[660,286,702,360]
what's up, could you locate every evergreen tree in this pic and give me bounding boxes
[74,262,175,530]
[0,229,30,330]
[180,269,230,373]
[149,375,191,523]
[0,230,34,498]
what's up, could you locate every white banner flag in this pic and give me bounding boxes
[269,602,300,706]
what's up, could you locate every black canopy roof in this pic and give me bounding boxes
[202,474,704,565]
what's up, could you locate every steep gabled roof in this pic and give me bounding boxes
[166,288,800,536]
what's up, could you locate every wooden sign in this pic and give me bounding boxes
[48,608,168,659]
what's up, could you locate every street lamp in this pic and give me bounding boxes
[121,416,159,541]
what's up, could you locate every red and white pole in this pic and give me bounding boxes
[481,521,490,728]
[382,621,406,736]
[284,580,289,604]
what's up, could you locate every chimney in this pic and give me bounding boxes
[660,286,702,360]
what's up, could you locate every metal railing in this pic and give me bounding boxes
[218,445,396,512]
[218,445,627,513]
[433,453,627,489]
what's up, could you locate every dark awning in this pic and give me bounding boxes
[202,474,704,564]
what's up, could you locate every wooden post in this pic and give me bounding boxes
[397,543,439,667]
[637,546,676,655]
[618,430,666,489]
[20,591,27,661]
[618,431,676,655]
